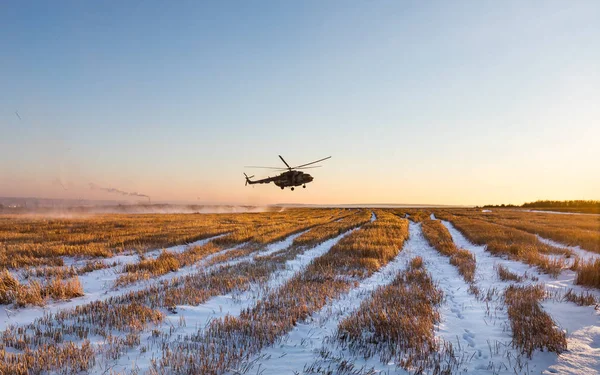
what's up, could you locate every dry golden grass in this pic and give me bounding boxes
[14,281,45,307]
[440,209,600,289]
[337,256,445,371]
[115,210,352,286]
[0,208,583,373]
[308,210,409,278]
[153,212,410,374]
[116,240,310,310]
[450,209,600,254]
[421,219,477,288]
[0,213,231,269]
[563,289,598,306]
[78,259,114,274]
[211,208,345,246]
[496,264,524,282]
[116,244,214,286]
[42,277,85,301]
[19,261,114,282]
[0,230,338,372]
[0,209,347,303]
[504,285,567,357]
[421,219,457,257]
[435,212,568,277]
[0,300,163,372]
[292,209,372,246]
[21,265,78,280]
[575,259,600,288]
[394,209,431,223]
[1,272,84,307]
[0,340,95,375]
[0,270,19,305]
[0,209,343,271]
[0,300,160,374]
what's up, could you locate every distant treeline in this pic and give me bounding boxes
[482,200,600,214]
[522,200,600,209]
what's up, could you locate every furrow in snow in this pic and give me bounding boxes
[0,230,313,372]
[536,235,600,264]
[441,220,600,299]
[232,225,414,375]
[94,228,359,374]
[441,219,600,374]
[406,222,523,374]
[79,233,228,293]
[0,238,246,331]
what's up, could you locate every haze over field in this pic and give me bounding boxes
[1,1,599,205]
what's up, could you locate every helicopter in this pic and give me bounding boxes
[244,155,331,191]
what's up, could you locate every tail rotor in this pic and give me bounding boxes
[244,173,254,186]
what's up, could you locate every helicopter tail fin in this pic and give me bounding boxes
[244,173,255,186]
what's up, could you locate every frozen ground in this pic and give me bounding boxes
[224,220,600,375]
[227,222,527,375]
[3,214,599,375]
[91,228,359,374]
[1,245,238,331]
[443,220,600,375]
[1,232,272,331]
[231,223,416,375]
[536,235,600,264]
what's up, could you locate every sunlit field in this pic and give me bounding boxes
[0,208,599,374]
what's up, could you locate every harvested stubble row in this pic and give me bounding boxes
[211,208,347,246]
[336,256,446,372]
[394,209,431,223]
[0,249,297,374]
[0,208,342,271]
[292,209,373,247]
[453,209,600,254]
[504,285,567,357]
[576,259,600,289]
[115,241,231,287]
[0,271,84,307]
[434,212,569,277]
[0,341,96,375]
[0,213,232,269]
[1,303,160,373]
[154,210,409,374]
[459,210,600,289]
[421,219,478,293]
[0,209,346,307]
[0,214,364,373]
[116,209,362,286]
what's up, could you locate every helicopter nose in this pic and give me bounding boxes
[305,174,313,182]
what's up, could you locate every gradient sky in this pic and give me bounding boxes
[1,1,599,206]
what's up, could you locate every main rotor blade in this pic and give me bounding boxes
[279,155,292,170]
[292,156,331,169]
[244,166,285,170]
[295,166,322,170]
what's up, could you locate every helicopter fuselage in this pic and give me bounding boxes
[247,170,313,189]
[273,170,313,188]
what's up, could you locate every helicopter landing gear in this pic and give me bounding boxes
[303,185,306,188]
[281,186,284,190]
[291,187,295,191]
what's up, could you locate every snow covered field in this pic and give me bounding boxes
[0,208,598,374]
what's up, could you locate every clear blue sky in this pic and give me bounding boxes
[1,1,599,205]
